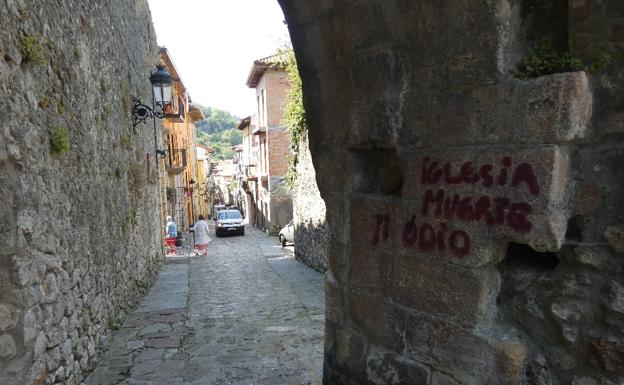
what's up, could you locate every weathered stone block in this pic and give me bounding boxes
[326,274,344,325]
[349,292,405,353]
[327,239,348,285]
[308,71,353,152]
[349,194,403,252]
[19,284,45,308]
[512,72,592,143]
[398,72,592,148]
[349,247,392,299]
[12,257,45,287]
[325,325,367,385]
[46,326,67,348]
[391,254,499,326]
[34,332,47,356]
[43,273,59,304]
[349,97,402,148]
[0,334,17,358]
[0,303,19,332]
[405,313,497,383]
[365,347,430,385]
[319,185,349,238]
[323,364,351,385]
[33,250,62,273]
[588,337,624,374]
[46,346,61,371]
[60,339,73,364]
[604,226,624,254]
[496,339,528,385]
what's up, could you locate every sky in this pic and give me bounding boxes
[147,0,290,118]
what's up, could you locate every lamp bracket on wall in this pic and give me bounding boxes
[132,97,165,130]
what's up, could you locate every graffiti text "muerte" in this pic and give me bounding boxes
[373,156,541,258]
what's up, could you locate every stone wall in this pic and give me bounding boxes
[293,132,329,272]
[269,175,293,234]
[0,1,162,384]
[280,0,624,384]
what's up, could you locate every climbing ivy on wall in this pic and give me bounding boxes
[282,48,306,188]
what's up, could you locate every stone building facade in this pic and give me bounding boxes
[280,0,624,384]
[0,1,162,384]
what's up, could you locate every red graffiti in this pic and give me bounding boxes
[421,189,533,233]
[373,213,390,246]
[422,156,540,196]
[512,163,540,196]
[401,215,471,257]
[370,156,542,259]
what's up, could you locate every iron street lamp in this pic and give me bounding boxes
[150,64,173,108]
[132,64,173,128]
[132,64,173,170]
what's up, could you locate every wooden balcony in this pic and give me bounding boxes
[166,148,187,175]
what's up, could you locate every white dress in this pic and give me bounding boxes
[193,220,212,245]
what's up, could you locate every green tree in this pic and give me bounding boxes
[194,104,242,160]
[195,105,239,134]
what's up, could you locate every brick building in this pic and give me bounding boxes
[238,55,293,233]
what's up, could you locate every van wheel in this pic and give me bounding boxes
[279,235,286,247]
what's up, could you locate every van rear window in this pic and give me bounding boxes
[218,211,242,220]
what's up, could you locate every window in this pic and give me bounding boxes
[218,210,242,220]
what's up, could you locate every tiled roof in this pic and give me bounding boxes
[196,144,215,153]
[255,52,288,66]
[246,52,288,88]
[237,116,251,130]
[188,105,205,121]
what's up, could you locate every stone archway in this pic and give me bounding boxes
[279,0,624,384]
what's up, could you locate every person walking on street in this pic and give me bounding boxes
[192,214,211,255]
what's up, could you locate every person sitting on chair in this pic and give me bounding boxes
[164,215,177,254]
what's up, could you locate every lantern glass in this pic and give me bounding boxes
[153,83,172,106]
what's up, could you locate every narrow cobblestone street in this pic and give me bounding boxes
[84,226,324,385]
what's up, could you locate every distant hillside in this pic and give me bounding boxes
[194,105,242,160]
[195,105,239,134]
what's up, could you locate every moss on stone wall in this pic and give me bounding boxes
[120,133,133,150]
[18,35,46,66]
[49,125,70,155]
[38,96,50,109]
[517,38,612,78]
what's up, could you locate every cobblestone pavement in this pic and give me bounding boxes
[84,226,325,385]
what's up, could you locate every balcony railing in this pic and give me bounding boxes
[166,148,187,175]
